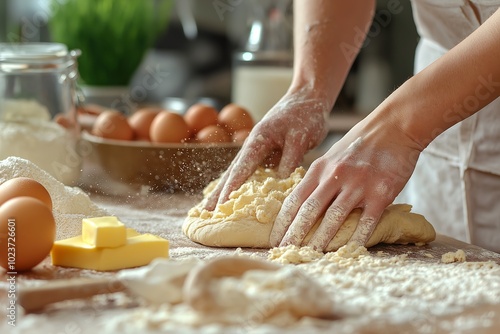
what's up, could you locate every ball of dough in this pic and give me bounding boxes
[183,167,436,251]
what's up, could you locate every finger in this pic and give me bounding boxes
[279,197,323,247]
[270,173,319,247]
[279,179,342,247]
[217,140,275,204]
[204,142,254,210]
[203,162,233,211]
[277,135,308,179]
[270,170,324,247]
[307,190,362,251]
[270,192,302,247]
[348,204,384,246]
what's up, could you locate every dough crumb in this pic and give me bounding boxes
[441,249,466,263]
[334,242,370,259]
[268,245,323,264]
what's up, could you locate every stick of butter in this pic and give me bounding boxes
[82,216,127,248]
[51,229,169,271]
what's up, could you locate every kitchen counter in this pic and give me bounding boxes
[1,191,500,333]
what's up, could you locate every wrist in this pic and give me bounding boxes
[283,83,335,117]
[286,74,336,114]
[367,93,432,152]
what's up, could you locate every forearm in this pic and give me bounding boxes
[290,0,375,110]
[374,9,500,149]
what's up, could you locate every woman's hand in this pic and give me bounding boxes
[270,114,424,251]
[204,88,331,211]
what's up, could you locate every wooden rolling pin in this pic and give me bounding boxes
[16,277,126,313]
[16,257,278,314]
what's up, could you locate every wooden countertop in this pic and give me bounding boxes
[371,234,500,264]
[1,192,499,333]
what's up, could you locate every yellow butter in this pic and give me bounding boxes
[82,216,127,248]
[51,229,169,271]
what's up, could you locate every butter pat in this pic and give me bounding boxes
[51,229,169,271]
[82,216,126,248]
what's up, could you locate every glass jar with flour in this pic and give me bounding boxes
[231,0,294,122]
[0,43,83,185]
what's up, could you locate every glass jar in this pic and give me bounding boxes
[231,0,293,122]
[232,50,293,122]
[0,43,83,185]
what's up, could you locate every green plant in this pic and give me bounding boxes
[49,0,172,86]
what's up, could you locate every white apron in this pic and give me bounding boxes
[396,0,500,252]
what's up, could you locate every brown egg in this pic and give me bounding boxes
[150,111,191,143]
[128,108,161,141]
[0,177,52,210]
[218,103,254,134]
[196,125,231,143]
[184,104,219,134]
[0,197,56,272]
[92,110,134,141]
[232,129,251,144]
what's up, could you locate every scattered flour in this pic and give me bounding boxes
[0,157,107,239]
[100,244,500,333]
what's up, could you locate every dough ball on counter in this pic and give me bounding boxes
[150,111,190,143]
[183,167,436,251]
[184,104,219,134]
[92,110,134,141]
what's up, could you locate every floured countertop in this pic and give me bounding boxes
[1,190,500,334]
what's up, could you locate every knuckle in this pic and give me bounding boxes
[295,198,322,224]
[300,198,321,214]
[324,204,348,223]
[359,216,378,227]
[283,192,300,209]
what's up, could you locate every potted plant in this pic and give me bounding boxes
[49,0,172,107]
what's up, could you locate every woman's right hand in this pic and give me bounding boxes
[204,88,332,211]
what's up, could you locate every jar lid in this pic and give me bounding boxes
[234,50,293,67]
[0,43,80,73]
[0,43,67,59]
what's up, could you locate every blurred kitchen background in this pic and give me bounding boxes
[0,0,418,115]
